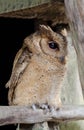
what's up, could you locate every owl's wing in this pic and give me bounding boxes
[6,45,32,105]
[6,46,32,89]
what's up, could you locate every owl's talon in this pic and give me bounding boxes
[39,104,49,110]
[48,105,60,113]
[31,104,37,110]
[48,105,55,112]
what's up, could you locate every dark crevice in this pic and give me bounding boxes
[0,17,35,129]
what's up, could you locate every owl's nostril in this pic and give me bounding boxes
[48,41,59,50]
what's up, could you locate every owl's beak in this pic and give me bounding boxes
[58,56,65,64]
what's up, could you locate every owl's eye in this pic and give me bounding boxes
[48,41,59,50]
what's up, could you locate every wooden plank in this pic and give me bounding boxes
[0,1,68,26]
[0,0,50,14]
[0,105,84,126]
[64,0,84,96]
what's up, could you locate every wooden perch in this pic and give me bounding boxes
[0,105,84,126]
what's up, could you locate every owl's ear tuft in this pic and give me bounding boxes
[39,25,53,37]
[40,25,48,31]
[61,28,67,37]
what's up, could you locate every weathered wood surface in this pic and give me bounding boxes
[64,0,84,96]
[0,105,84,126]
[0,1,68,26]
[0,0,51,14]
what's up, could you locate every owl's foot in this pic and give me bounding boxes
[31,102,61,113]
[39,104,49,110]
[31,104,38,110]
[48,105,60,113]
[48,100,62,113]
[31,104,47,111]
[38,103,60,112]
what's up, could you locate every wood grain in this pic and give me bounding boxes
[0,105,84,126]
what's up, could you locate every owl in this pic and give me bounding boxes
[6,25,67,109]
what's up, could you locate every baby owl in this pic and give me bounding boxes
[6,25,67,108]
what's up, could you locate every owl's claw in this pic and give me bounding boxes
[31,104,37,110]
[39,104,49,110]
[48,105,60,113]
[31,103,49,111]
[35,103,61,112]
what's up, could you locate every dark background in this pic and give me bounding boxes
[0,17,35,130]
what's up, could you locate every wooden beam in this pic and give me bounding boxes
[0,1,68,26]
[64,0,84,96]
[0,105,84,126]
[0,0,50,14]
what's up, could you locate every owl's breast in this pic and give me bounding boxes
[10,55,65,106]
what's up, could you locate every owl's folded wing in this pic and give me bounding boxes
[5,46,32,89]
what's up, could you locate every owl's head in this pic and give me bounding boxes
[24,25,67,63]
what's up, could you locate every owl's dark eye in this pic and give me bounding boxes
[48,41,59,50]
